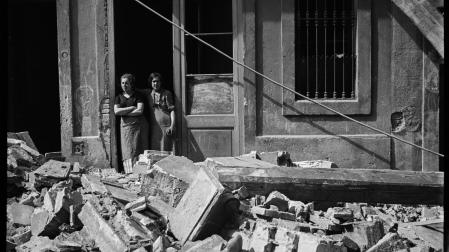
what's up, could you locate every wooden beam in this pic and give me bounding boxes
[210,162,443,204]
[391,0,444,59]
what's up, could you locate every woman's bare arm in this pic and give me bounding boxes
[127,102,144,116]
[114,104,136,116]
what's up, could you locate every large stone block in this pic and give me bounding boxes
[78,201,128,252]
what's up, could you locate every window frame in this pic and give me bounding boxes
[282,0,371,115]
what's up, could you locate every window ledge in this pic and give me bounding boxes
[282,98,371,115]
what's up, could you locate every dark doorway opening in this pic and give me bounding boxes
[113,0,173,170]
[114,0,173,91]
[8,0,61,154]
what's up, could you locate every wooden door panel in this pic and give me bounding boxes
[187,76,234,115]
[187,130,233,162]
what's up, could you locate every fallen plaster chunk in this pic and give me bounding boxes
[10,228,32,245]
[81,174,108,194]
[343,220,385,251]
[297,232,347,252]
[153,235,172,252]
[293,160,338,168]
[247,220,277,252]
[15,236,58,252]
[263,191,290,212]
[7,203,35,226]
[141,155,199,207]
[78,201,128,252]
[146,196,175,217]
[365,232,410,252]
[105,183,139,203]
[112,210,153,241]
[182,234,226,252]
[33,159,71,179]
[30,206,68,238]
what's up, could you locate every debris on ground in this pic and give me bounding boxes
[6,140,444,251]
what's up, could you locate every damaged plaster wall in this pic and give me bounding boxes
[390,2,440,171]
[243,0,440,170]
[58,0,111,168]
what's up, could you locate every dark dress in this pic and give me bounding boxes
[145,88,175,151]
[114,92,148,161]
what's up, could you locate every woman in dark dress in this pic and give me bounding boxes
[146,72,176,152]
[114,73,148,173]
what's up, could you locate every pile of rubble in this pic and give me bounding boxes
[6,135,444,251]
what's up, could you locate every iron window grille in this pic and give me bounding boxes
[295,0,356,100]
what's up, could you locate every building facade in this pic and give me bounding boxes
[55,0,443,171]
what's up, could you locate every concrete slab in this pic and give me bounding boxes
[169,166,225,244]
[33,159,71,179]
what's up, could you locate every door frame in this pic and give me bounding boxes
[172,0,245,158]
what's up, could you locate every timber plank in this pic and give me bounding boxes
[214,166,443,204]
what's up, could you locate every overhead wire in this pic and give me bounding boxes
[131,0,444,158]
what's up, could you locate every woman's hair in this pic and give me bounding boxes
[148,72,162,85]
[120,73,136,88]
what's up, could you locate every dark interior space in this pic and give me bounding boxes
[114,0,173,91]
[113,0,173,170]
[8,0,61,154]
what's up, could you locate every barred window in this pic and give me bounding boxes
[295,0,356,100]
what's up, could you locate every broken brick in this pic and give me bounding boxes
[343,220,385,251]
[247,220,277,252]
[331,207,354,222]
[263,191,289,212]
[309,213,342,233]
[232,185,250,200]
[293,160,337,168]
[251,206,280,219]
[10,228,32,245]
[19,192,40,207]
[272,218,311,232]
[278,211,296,221]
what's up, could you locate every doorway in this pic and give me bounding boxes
[8,0,61,154]
[113,0,173,169]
